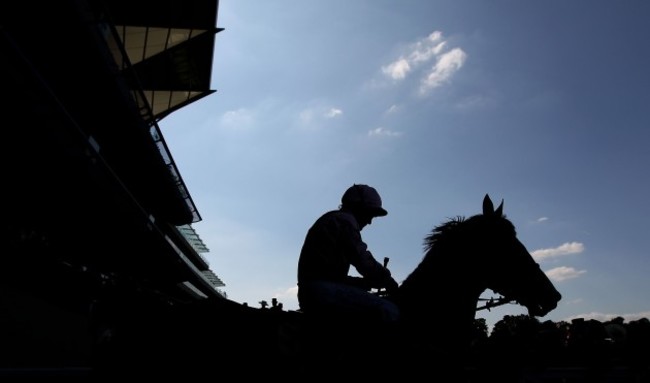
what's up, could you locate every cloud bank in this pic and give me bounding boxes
[381,31,467,95]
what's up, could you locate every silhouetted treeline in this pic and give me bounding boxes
[465,315,650,381]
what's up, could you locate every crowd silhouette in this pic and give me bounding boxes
[249,297,649,381]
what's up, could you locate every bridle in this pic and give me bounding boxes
[379,257,517,312]
[476,295,514,311]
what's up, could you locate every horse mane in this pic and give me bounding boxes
[398,216,473,301]
[423,212,513,255]
[422,215,466,254]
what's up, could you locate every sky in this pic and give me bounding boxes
[160,0,650,331]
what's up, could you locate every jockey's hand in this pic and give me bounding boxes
[385,277,399,294]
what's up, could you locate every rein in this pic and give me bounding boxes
[380,257,516,313]
[476,296,514,311]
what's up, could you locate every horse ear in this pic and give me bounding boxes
[483,194,494,215]
[495,199,504,217]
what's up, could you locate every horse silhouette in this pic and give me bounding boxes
[395,194,560,345]
[290,194,562,378]
[94,194,561,380]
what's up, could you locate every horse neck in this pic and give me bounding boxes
[397,244,487,348]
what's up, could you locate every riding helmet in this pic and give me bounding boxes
[341,184,388,217]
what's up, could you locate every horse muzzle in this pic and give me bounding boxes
[526,290,562,317]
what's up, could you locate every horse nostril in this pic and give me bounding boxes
[527,303,552,317]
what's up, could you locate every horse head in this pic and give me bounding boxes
[479,194,561,317]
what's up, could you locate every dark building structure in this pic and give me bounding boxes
[0,0,233,376]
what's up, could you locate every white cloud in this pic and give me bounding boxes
[385,104,400,114]
[409,41,446,64]
[220,108,255,129]
[427,30,443,44]
[297,106,343,127]
[565,311,650,324]
[299,108,314,125]
[381,30,466,94]
[532,241,584,261]
[419,48,467,94]
[546,266,586,282]
[368,127,403,137]
[324,108,343,118]
[382,58,411,80]
[537,217,549,222]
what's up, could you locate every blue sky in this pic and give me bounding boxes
[160,0,650,330]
